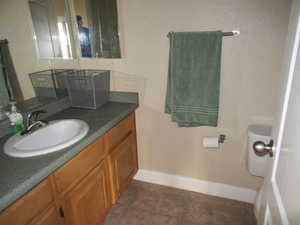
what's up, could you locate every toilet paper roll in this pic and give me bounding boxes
[203,136,220,148]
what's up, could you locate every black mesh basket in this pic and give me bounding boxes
[29,69,72,98]
[65,70,110,109]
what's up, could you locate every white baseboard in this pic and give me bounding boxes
[134,169,257,203]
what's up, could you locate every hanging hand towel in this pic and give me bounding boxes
[165,31,222,127]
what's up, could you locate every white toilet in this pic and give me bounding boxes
[247,124,272,177]
[246,124,272,217]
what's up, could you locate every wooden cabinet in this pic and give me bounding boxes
[53,136,111,225]
[106,113,135,152]
[53,137,106,194]
[108,133,138,202]
[62,160,111,225]
[0,112,138,225]
[0,178,57,225]
[106,113,138,203]
[28,206,60,225]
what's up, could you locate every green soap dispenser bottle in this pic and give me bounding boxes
[6,102,25,133]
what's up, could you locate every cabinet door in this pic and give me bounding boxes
[109,133,138,202]
[63,159,112,225]
[28,206,60,225]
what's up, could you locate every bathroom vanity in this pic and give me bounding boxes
[0,93,139,225]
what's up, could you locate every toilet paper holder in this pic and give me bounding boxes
[219,134,226,143]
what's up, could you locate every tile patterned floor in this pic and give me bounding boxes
[103,180,257,225]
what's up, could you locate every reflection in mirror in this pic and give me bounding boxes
[0,40,23,108]
[29,0,74,59]
[74,0,121,58]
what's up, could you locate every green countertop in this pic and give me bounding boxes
[0,94,138,212]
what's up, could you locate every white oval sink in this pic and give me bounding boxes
[4,119,89,158]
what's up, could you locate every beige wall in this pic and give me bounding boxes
[81,0,291,190]
[0,0,291,190]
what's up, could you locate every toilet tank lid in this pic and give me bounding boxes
[248,124,272,138]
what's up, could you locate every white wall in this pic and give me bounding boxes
[0,0,291,190]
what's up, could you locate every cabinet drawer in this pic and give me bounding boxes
[0,178,54,225]
[106,113,135,152]
[54,136,106,194]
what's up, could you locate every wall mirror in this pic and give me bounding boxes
[29,0,75,59]
[0,0,122,118]
[73,0,121,58]
[0,40,23,108]
[28,0,122,60]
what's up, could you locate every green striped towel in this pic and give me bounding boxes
[165,31,222,127]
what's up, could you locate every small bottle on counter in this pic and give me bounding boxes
[6,102,25,133]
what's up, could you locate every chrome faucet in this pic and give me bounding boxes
[21,110,48,135]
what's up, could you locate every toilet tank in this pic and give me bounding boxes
[247,125,272,177]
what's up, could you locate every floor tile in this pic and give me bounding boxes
[120,208,180,225]
[182,201,213,224]
[102,181,257,225]
[155,195,186,217]
[102,203,128,225]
